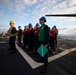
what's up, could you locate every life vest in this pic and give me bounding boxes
[54,28,58,38]
[18,29,22,36]
[23,29,28,35]
[34,27,40,37]
[50,30,55,38]
[28,27,35,37]
[7,26,17,37]
[38,24,46,41]
[28,27,34,32]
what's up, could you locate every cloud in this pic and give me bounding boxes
[23,0,38,5]
[0,12,3,16]
[0,24,9,33]
[59,28,68,30]
[15,3,26,13]
[14,13,29,20]
[15,0,22,4]
[59,28,76,34]
[63,17,76,21]
[32,0,76,23]
[0,0,76,34]
[0,0,14,10]
[47,0,76,22]
[49,0,76,14]
[59,25,76,34]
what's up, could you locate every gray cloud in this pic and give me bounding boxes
[0,24,9,34]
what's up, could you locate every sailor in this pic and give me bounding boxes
[38,16,49,73]
[53,25,58,51]
[28,23,35,53]
[34,23,40,51]
[18,26,22,46]
[23,26,29,49]
[49,27,56,54]
[7,20,17,53]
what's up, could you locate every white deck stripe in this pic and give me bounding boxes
[16,44,76,69]
[16,44,43,69]
[0,41,23,43]
[59,47,65,51]
[48,47,76,62]
[0,41,6,43]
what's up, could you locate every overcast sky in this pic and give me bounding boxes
[0,0,76,34]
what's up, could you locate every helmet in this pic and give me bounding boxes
[18,26,21,28]
[48,27,50,30]
[36,23,39,27]
[39,16,46,22]
[10,20,14,24]
[29,23,32,27]
[53,25,56,28]
[34,26,36,28]
[52,27,54,30]
[24,26,26,28]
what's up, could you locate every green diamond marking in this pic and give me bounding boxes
[37,45,48,57]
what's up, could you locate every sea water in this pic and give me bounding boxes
[59,34,76,41]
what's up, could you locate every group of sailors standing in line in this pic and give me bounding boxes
[7,16,58,73]
[18,22,58,54]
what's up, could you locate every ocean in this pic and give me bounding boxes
[59,34,76,41]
